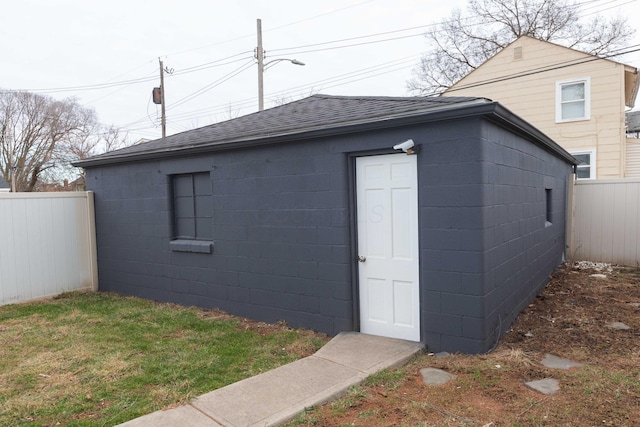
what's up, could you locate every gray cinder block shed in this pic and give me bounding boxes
[76,95,576,354]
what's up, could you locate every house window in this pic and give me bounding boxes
[556,78,590,122]
[172,172,213,244]
[570,150,596,179]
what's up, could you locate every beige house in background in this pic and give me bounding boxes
[442,35,640,179]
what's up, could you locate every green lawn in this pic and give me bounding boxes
[0,291,328,426]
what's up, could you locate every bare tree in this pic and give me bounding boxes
[408,0,635,95]
[44,124,130,190]
[0,90,127,192]
[224,102,241,120]
[272,88,320,107]
[55,124,128,165]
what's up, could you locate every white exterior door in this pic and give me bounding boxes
[356,153,420,342]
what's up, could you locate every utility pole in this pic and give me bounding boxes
[159,58,167,138]
[256,18,265,111]
[255,19,304,111]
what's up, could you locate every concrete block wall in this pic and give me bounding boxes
[87,141,354,336]
[418,118,570,353]
[480,122,569,351]
[86,115,572,353]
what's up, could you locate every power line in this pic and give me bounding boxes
[12,0,633,136]
[162,38,640,121]
[133,55,422,127]
[6,53,256,95]
[157,0,379,58]
[6,0,635,96]
[169,52,254,76]
[125,41,640,134]
[120,59,257,129]
[269,31,430,57]
[268,23,439,55]
[84,69,158,105]
[167,60,256,111]
[255,0,639,60]
[439,44,640,96]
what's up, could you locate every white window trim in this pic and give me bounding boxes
[569,148,597,180]
[556,77,591,123]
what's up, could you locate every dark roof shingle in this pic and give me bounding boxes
[78,94,486,166]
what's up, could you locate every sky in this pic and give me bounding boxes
[2,0,639,143]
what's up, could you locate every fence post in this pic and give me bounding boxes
[86,191,99,292]
[565,174,575,263]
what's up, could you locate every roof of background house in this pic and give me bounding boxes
[0,175,9,189]
[75,94,576,167]
[446,35,640,109]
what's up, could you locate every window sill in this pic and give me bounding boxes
[555,117,590,124]
[170,239,213,254]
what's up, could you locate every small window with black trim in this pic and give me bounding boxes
[545,188,552,227]
[170,172,213,253]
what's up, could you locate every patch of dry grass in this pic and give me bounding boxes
[0,291,329,426]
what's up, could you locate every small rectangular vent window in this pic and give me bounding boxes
[514,46,523,60]
[545,188,552,227]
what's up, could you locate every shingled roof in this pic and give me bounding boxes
[76,95,491,166]
[76,94,577,167]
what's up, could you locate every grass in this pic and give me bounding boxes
[0,291,328,426]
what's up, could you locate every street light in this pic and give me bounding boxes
[264,58,305,70]
[256,18,305,111]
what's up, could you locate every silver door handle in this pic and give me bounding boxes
[357,256,366,263]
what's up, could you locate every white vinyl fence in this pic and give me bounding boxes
[1,181,637,306]
[0,192,98,306]
[569,179,640,266]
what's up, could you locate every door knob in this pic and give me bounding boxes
[357,255,366,263]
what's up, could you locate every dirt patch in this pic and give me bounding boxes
[292,264,640,426]
[200,309,292,334]
[198,308,326,358]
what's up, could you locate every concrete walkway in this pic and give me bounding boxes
[118,332,423,427]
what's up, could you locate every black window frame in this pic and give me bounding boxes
[170,172,213,253]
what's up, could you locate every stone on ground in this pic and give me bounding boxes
[420,368,456,385]
[525,378,560,395]
[606,322,631,330]
[541,354,584,370]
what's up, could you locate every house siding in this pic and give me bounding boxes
[445,36,629,178]
[86,114,571,354]
[627,138,640,177]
